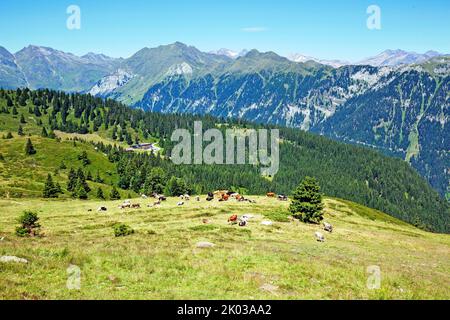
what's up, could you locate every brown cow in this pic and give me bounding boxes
[228,214,238,224]
[267,192,276,198]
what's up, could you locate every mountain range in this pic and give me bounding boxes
[0,43,448,198]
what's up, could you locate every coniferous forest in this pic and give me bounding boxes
[0,88,448,233]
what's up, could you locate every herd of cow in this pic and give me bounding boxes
[94,191,333,242]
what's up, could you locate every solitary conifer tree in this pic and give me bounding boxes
[25,138,36,155]
[289,176,324,223]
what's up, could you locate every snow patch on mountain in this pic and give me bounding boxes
[166,62,193,76]
[287,53,349,68]
[210,49,249,59]
[89,69,134,96]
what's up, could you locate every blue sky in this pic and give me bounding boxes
[0,0,449,61]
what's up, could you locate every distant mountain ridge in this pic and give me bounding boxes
[0,43,448,199]
[357,49,445,67]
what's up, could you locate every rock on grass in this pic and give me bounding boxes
[0,256,28,264]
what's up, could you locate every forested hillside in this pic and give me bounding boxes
[1,43,448,199]
[0,89,448,232]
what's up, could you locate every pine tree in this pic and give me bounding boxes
[126,132,133,145]
[110,187,121,200]
[78,151,90,166]
[17,125,24,136]
[12,106,18,115]
[95,170,104,183]
[77,168,91,193]
[54,182,63,194]
[6,131,13,139]
[59,161,67,170]
[96,187,105,200]
[43,174,59,198]
[34,105,41,117]
[74,182,88,200]
[41,127,48,138]
[20,114,26,124]
[112,126,117,140]
[6,96,13,107]
[25,138,36,155]
[67,168,78,192]
[289,177,324,223]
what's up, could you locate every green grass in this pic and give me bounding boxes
[0,196,448,300]
[0,134,133,199]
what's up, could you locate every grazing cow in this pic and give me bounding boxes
[323,222,333,233]
[267,192,276,198]
[222,194,230,201]
[214,190,228,199]
[97,206,107,212]
[184,194,190,201]
[88,209,93,212]
[118,202,131,209]
[238,217,248,227]
[131,203,141,209]
[206,192,214,201]
[177,201,185,206]
[153,200,161,206]
[141,194,148,199]
[315,232,325,242]
[228,214,238,224]
[196,196,200,202]
[180,195,185,200]
[202,218,210,224]
[277,194,288,201]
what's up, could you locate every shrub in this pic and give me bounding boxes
[113,224,134,237]
[16,211,41,237]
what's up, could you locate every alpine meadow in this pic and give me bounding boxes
[0,0,449,303]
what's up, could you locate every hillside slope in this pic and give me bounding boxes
[0,89,448,233]
[136,55,449,198]
[0,43,447,198]
[0,196,448,299]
